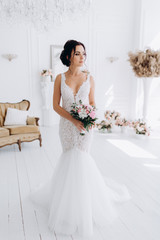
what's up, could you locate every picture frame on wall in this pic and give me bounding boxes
[50,44,67,81]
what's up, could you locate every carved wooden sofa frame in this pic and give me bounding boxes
[0,99,42,151]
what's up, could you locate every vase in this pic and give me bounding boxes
[42,75,51,83]
[99,128,107,133]
[135,133,148,139]
[41,82,50,109]
[107,128,112,133]
[142,77,153,123]
[120,126,126,133]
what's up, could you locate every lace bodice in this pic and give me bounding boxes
[61,72,91,111]
[59,72,93,153]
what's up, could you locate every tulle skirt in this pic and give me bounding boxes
[30,147,131,237]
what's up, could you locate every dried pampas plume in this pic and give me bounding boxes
[128,49,160,77]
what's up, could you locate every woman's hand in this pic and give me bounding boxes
[72,118,85,133]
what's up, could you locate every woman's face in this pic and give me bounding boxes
[70,45,86,67]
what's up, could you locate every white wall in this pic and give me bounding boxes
[89,0,137,120]
[134,0,160,123]
[0,26,32,102]
[0,25,40,117]
[0,0,139,125]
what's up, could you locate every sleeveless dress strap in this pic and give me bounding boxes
[86,72,90,88]
[61,73,64,82]
[61,73,65,93]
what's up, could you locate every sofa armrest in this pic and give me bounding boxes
[27,116,40,126]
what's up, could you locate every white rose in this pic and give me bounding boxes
[79,109,88,119]
[137,126,144,132]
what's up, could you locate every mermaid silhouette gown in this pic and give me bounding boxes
[31,72,131,237]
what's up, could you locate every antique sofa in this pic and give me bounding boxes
[0,99,42,151]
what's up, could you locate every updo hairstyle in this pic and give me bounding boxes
[60,40,86,67]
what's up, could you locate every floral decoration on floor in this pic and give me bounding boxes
[115,118,130,127]
[96,120,113,132]
[132,120,150,136]
[104,110,120,121]
[96,110,151,136]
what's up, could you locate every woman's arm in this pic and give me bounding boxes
[53,74,85,132]
[89,75,96,129]
[53,74,75,122]
[89,75,96,107]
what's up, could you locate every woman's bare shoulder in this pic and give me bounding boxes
[89,74,94,85]
[89,74,94,80]
[54,73,62,84]
[55,73,62,80]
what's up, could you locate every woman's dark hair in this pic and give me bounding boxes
[60,40,86,67]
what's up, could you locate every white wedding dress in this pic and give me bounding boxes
[31,72,131,238]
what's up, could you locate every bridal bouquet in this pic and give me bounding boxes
[70,100,98,135]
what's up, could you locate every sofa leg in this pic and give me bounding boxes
[39,134,42,147]
[18,139,21,151]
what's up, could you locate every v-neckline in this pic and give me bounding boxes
[63,72,89,98]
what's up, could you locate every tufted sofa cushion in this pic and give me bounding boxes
[0,99,30,127]
[4,125,40,135]
[0,127,9,137]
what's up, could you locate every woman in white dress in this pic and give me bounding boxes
[32,40,131,238]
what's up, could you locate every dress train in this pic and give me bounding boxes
[30,147,131,237]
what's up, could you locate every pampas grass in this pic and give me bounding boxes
[128,49,160,77]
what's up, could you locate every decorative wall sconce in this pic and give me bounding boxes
[2,54,18,61]
[106,57,119,63]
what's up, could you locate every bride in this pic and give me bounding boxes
[31,40,131,238]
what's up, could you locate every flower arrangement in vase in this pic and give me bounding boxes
[104,110,121,132]
[128,48,160,122]
[41,69,53,82]
[96,120,113,133]
[104,110,120,122]
[115,118,129,127]
[132,120,150,136]
[128,48,160,77]
[115,118,130,133]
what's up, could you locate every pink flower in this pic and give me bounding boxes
[89,105,93,110]
[89,111,96,119]
[78,108,81,113]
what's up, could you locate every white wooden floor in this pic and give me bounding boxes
[0,125,160,240]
